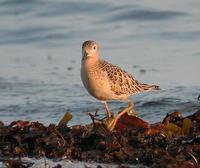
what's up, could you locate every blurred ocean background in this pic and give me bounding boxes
[0,0,200,127]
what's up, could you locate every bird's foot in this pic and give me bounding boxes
[127,109,138,116]
[106,102,134,132]
[118,101,138,116]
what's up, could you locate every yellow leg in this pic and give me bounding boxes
[127,100,138,116]
[108,101,134,131]
[101,101,113,118]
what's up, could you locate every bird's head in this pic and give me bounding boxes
[82,40,99,62]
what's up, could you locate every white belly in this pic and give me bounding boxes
[81,67,120,100]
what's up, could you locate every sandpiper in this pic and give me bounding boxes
[81,40,159,122]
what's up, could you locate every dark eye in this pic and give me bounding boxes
[93,46,96,50]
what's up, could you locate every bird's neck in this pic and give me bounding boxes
[82,57,99,69]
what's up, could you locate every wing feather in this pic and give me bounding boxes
[99,60,143,95]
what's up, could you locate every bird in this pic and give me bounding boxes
[81,40,159,121]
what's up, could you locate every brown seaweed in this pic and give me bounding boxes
[0,109,200,168]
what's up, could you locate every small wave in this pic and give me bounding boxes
[108,9,186,22]
[157,31,200,41]
[140,97,180,107]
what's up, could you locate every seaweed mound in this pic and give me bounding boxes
[0,109,200,168]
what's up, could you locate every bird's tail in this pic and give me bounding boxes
[140,83,160,92]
